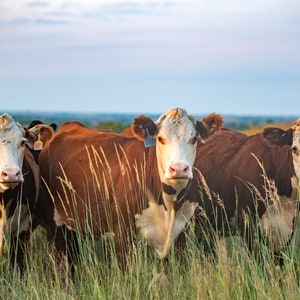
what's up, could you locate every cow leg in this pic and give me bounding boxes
[113,226,131,270]
[193,208,219,259]
[53,225,80,275]
[9,230,30,272]
[238,211,271,266]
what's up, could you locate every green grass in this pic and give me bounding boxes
[0,223,300,300]
[2,146,299,299]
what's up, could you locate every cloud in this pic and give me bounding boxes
[0,0,299,79]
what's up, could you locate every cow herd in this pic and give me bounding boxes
[0,107,299,274]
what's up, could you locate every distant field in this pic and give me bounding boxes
[240,122,292,135]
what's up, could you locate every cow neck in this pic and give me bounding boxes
[23,148,40,206]
[161,179,190,209]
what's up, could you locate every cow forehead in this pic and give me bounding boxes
[292,119,300,132]
[0,114,24,141]
[292,119,300,142]
[156,108,196,139]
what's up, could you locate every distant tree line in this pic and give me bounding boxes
[7,112,293,133]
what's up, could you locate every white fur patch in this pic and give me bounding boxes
[135,200,197,259]
[259,195,298,253]
[0,201,6,253]
[54,208,64,227]
[6,204,31,237]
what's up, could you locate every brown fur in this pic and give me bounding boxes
[190,126,295,257]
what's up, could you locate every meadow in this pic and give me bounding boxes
[1,218,300,299]
[1,115,300,299]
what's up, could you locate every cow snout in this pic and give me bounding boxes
[168,163,190,179]
[1,168,22,183]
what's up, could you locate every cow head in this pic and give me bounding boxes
[0,114,30,192]
[263,119,300,180]
[27,123,56,149]
[25,121,57,164]
[132,107,223,189]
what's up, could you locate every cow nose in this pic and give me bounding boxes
[168,163,190,179]
[1,168,22,182]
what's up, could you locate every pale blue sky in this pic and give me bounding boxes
[0,0,299,116]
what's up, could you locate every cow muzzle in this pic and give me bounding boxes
[0,168,22,190]
[167,162,191,180]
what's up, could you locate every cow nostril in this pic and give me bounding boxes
[169,166,176,174]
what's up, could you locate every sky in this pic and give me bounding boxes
[0,0,300,116]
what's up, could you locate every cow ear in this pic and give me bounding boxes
[196,113,223,140]
[131,115,157,140]
[50,123,57,131]
[263,127,293,146]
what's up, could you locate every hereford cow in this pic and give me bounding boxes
[0,113,42,270]
[192,120,300,262]
[38,107,223,266]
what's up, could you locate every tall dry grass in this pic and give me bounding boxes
[1,146,300,299]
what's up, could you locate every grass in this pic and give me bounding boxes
[0,221,299,299]
[1,142,300,299]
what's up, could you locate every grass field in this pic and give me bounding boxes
[241,122,292,136]
[1,217,300,299]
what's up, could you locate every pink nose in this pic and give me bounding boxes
[1,168,22,182]
[168,163,190,179]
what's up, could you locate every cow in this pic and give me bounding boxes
[0,114,58,271]
[191,121,300,263]
[0,113,42,270]
[37,107,223,268]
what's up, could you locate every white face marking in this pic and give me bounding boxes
[155,108,198,186]
[0,114,26,192]
[291,130,300,182]
[259,195,297,253]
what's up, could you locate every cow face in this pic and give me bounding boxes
[154,108,199,183]
[0,114,28,192]
[263,119,300,181]
[132,108,223,188]
[291,119,300,180]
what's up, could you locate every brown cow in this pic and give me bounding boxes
[191,120,300,262]
[38,108,223,266]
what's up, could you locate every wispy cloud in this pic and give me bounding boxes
[0,0,299,79]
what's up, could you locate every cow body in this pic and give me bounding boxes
[193,123,300,257]
[38,108,223,264]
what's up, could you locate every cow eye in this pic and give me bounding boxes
[20,138,28,147]
[291,146,298,154]
[189,136,198,145]
[157,136,165,145]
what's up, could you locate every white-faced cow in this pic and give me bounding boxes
[191,120,300,263]
[0,114,57,270]
[0,114,41,270]
[38,107,223,266]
